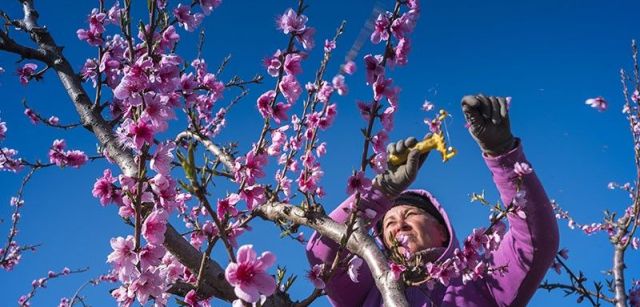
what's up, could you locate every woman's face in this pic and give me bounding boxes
[382,204,447,254]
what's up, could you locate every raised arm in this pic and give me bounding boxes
[462,95,559,306]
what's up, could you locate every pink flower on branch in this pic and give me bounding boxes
[48,139,88,168]
[93,169,117,206]
[343,60,356,75]
[17,63,38,85]
[371,13,390,44]
[225,245,277,303]
[173,4,204,32]
[278,8,308,35]
[217,193,241,220]
[332,74,348,96]
[142,209,169,245]
[240,185,266,211]
[346,171,372,195]
[298,28,316,50]
[585,96,607,112]
[24,108,39,124]
[107,235,136,281]
[514,161,532,177]
[279,74,302,104]
[284,53,303,75]
[306,264,325,289]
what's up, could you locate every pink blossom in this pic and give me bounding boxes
[128,119,154,150]
[278,8,307,34]
[47,116,59,125]
[391,11,418,39]
[324,39,336,52]
[381,106,395,132]
[65,150,88,167]
[217,193,241,219]
[235,150,267,185]
[332,74,348,96]
[306,264,325,289]
[276,171,293,198]
[24,108,39,124]
[225,245,277,303]
[319,104,337,130]
[373,76,395,102]
[107,235,136,281]
[257,90,276,119]
[297,165,323,193]
[240,185,266,211]
[138,244,165,270]
[279,74,302,104]
[347,256,363,283]
[632,237,639,250]
[514,161,532,177]
[185,289,212,307]
[142,209,169,245]
[173,4,204,32]
[390,262,406,281]
[363,54,383,85]
[48,139,88,168]
[298,28,316,50]
[346,171,372,195]
[284,53,303,75]
[129,268,164,304]
[372,151,388,174]
[150,141,175,175]
[17,63,38,85]
[301,151,315,169]
[371,131,388,154]
[423,100,434,111]
[585,96,607,112]
[93,169,117,206]
[263,50,282,77]
[272,102,291,124]
[343,60,356,75]
[76,28,103,46]
[160,25,180,50]
[394,38,411,66]
[316,82,334,103]
[316,142,327,157]
[0,148,23,172]
[370,13,390,44]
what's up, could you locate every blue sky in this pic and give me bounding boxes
[1,0,639,306]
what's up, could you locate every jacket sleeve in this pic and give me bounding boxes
[305,187,393,306]
[482,139,559,306]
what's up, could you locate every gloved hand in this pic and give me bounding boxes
[461,94,515,156]
[373,136,429,198]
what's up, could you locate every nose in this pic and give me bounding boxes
[392,219,412,236]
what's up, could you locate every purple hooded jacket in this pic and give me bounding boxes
[306,142,559,306]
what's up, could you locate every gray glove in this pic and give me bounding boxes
[461,94,515,156]
[373,136,429,198]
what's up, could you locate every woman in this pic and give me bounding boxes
[306,95,559,306]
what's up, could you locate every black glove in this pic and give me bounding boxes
[373,137,429,198]
[461,94,515,156]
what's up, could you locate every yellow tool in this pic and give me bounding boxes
[388,110,457,166]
